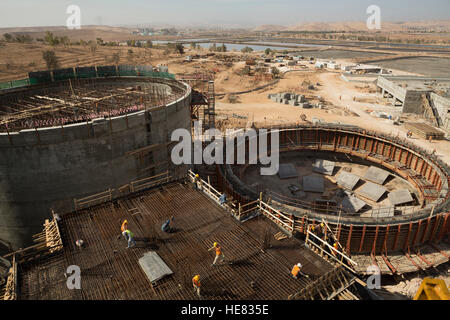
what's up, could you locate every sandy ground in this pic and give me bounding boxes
[215,67,450,164]
[0,42,448,162]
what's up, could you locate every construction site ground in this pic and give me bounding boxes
[1,42,448,166]
[214,68,450,165]
[18,181,333,300]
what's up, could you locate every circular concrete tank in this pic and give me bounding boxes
[0,76,191,249]
[216,125,450,253]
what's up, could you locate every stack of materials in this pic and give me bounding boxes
[268,92,310,108]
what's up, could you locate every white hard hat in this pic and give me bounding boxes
[297,263,302,268]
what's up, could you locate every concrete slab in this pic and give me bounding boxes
[138,251,173,283]
[371,206,395,218]
[336,171,360,190]
[278,163,298,179]
[364,166,390,185]
[342,194,367,213]
[357,182,387,202]
[312,159,335,176]
[388,190,414,206]
[303,175,324,193]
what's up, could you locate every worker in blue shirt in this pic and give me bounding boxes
[219,193,226,205]
[161,216,174,233]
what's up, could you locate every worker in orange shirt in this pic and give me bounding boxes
[192,274,201,297]
[291,263,302,279]
[291,263,308,279]
[121,219,129,240]
[208,242,225,266]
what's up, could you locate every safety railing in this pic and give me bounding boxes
[187,170,243,218]
[74,189,113,211]
[258,199,294,234]
[305,230,357,274]
[130,171,171,193]
[2,254,16,300]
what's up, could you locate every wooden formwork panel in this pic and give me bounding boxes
[326,213,449,255]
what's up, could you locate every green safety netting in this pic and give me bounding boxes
[10,79,30,87]
[1,66,175,91]
[52,68,76,82]
[96,66,118,77]
[118,65,137,77]
[75,67,97,78]
[0,78,30,89]
[29,71,52,85]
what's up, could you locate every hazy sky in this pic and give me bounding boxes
[1,0,449,28]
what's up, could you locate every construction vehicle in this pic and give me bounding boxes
[413,278,450,300]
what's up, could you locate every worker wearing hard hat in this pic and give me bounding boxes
[208,242,225,266]
[320,222,326,237]
[192,274,201,297]
[291,263,303,279]
[194,174,199,190]
[121,219,129,240]
[331,242,339,256]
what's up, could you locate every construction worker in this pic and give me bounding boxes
[121,219,128,240]
[161,216,174,233]
[291,263,303,279]
[331,242,339,257]
[208,242,225,266]
[194,174,199,190]
[192,275,201,297]
[219,193,227,205]
[124,229,136,248]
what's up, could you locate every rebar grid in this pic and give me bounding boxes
[18,182,333,300]
[0,78,186,132]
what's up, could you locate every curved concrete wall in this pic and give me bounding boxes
[216,125,450,253]
[217,125,450,220]
[0,78,191,249]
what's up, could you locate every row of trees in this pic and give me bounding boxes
[3,33,33,43]
[126,39,153,48]
[209,43,227,52]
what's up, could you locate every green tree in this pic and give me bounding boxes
[96,37,104,46]
[90,44,97,55]
[271,67,280,78]
[45,31,58,46]
[3,33,13,42]
[264,48,272,55]
[241,46,253,53]
[42,50,59,70]
[60,36,70,46]
[111,52,120,65]
[15,34,33,43]
[175,43,184,54]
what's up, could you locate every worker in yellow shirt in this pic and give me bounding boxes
[192,274,201,297]
[194,174,199,190]
[331,242,339,257]
[208,242,225,266]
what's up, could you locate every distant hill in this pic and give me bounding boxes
[254,20,450,32]
[0,25,135,41]
[252,24,286,32]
